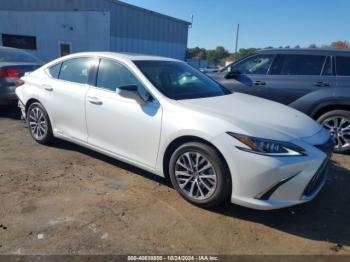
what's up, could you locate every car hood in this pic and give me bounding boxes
[178,93,322,142]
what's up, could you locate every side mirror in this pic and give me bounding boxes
[225,69,240,79]
[117,85,138,92]
[116,85,153,102]
[137,86,153,102]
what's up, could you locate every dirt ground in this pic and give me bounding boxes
[0,105,349,255]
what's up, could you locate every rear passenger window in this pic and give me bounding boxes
[48,63,61,78]
[270,55,326,76]
[336,56,350,76]
[59,57,94,84]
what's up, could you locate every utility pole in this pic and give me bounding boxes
[235,24,240,61]
[189,14,194,29]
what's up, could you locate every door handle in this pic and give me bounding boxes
[252,81,266,86]
[87,96,103,105]
[42,84,53,91]
[314,81,330,87]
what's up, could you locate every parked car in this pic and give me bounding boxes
[207,49,350,153]
[0,46,42,105]
[16,52,333,210]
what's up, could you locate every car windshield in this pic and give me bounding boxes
[0,48,41,63]
[134,60,230,100]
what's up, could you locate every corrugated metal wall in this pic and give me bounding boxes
[0,11,111,62]
[0,0,189,59]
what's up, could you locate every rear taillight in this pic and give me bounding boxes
[15,79,25,87]
[0,68,20,78]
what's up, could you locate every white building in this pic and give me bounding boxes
[0,0,190,62]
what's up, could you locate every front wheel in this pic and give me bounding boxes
[317,110,350,153]
[169,142,231,208]
[27,102,53,145]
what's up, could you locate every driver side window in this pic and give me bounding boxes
[231,55,274,75]
[96,59,143,91]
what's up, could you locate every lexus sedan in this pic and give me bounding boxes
[16,52,333,209]
[0,46,42,105]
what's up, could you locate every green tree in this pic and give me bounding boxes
[205,46,230,66]
[206,50,216,65]
[187,47,207,59]
[308,44,317,48]
[236,48,258,60]
[215,46,228,60]
[197,49,207,59]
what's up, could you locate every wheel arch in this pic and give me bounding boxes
[162,135,230,182]
[311,101,350,120]
[25,98,41,114]
[25,98,54,130]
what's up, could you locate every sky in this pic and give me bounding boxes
[122,0,350,52]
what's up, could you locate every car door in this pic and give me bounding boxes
[210,54,275,96]
[43,57,95,142]
[259,54,336,105]
[335,55,350,94]
[85,58,162,169]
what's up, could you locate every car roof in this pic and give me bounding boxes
[257,48,350,56]
[59,52,181,62]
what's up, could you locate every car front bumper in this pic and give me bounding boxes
[212,129,332,210]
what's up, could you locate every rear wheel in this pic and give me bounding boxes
[27,102,53,145]
[317,110,350,153]
[169,142,231,208]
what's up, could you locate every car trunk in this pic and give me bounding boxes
[0,62,41,103]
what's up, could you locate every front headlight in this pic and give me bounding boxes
[227,132,306,156]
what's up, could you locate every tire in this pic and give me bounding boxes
[317,110,350,153]
[27,102,53,145]
[168,142,231,208]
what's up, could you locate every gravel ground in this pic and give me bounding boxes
[0,106,349,255]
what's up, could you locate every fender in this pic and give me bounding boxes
[309,99,350,119]
[288,87,335,116]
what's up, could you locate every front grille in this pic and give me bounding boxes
[303,157,329,196]
[302,138,334,197]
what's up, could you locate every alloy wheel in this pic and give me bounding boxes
[174,151,217,201]
[321,116,350,149]
[28,106,47,140]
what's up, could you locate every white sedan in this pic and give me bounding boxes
[16,52,333,209]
